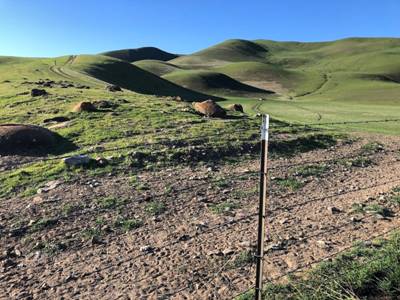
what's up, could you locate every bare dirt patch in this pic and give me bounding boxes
[1,135,400,299]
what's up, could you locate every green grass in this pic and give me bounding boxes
[274,177,304,191]
[351,203,392,217]
[209,201,239,214]
[291,164,328,177]
[114,217,143,232]
[237,231,400,300]
[144,201,166,216]
[1,37,400,201]
[133,59,182,76]
[30,218,58,232]
[96,196,127,209]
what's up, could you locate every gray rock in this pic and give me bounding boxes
[328,206,341,214]
[63,155,91,167]
[140,245,155,254]
[37,180,62,194]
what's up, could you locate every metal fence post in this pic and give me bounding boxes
[255,114,269,300]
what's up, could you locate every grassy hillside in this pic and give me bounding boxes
[101,47,179,62]
[1,37,399,134]
[163,69,274,97]
[133,59,182,76]
[69,55,218,100]
[170,39,268,66]
[167,37,400,97]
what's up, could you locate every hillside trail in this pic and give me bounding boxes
[49,55,110,88]
[2,134,400,299]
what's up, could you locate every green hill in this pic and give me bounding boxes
[170,39,268,66]
[163,69,274,97]
[133,59,182,76]
[1,37,400,133]
[101,47,179,63]
[69,55,219,100]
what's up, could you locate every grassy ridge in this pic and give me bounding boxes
[101,47,179,62]
[69,55,219,100]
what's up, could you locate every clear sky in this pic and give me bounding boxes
[1,0,399,57]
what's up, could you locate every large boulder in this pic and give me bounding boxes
[227,103,244,113]
[0,124,57,153]
[192,100,226,118]
[72,102,97,113]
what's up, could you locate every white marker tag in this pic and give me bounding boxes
[261,114,270,141]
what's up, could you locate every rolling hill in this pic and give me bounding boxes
[163,69,274,97]
[68,55,217,100]
[1,37,399,128]
[101,47,179,63]
[133,59,182,76]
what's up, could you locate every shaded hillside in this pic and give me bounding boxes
[133,60,182,76]
[163,70,274,97]
[101,47,179,63]
[69,55,219,100]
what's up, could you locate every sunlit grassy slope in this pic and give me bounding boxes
[1,37,400,135]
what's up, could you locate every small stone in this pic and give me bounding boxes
[267,242,286,251]
[207,250,223,256]
[37,180,62,194]
[140,246,155,254]
[63,155,91,167]
[351,216,362,223]
[222,249,235,256]
[239,241,252,248]
[95,157,108,167]
[178,235,190,242]
[90,236,102,245]
[32,196,43,204]
[64,274,76,283]
[316,240,330,248]
[328,206,341,214]
[2,258,16,269]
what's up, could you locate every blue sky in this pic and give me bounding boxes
[0,0,399,57]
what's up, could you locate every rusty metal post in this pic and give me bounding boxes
[255,114,269,300]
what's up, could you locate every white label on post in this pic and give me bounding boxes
[261,114,269,141]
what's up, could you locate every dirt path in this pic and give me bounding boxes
[297,73,330,98]
[1,136,400,299]
[49,55,107,88]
